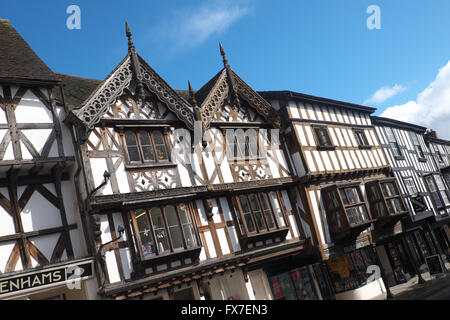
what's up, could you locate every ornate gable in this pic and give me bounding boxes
[198,44,281,129]
[69,23,194,131]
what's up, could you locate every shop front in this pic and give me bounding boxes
[263,258,334,300]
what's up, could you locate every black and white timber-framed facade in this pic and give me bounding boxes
[260,91,411,300]
[63,23,330,301]
[0,20,96,300]
[1,19,448,301]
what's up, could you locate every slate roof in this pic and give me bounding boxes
[0,19,59,83]
[53,73,102,110]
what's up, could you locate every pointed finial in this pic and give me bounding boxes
[219,42,229,68]
[188,80,198,105]
[126,21,134,50]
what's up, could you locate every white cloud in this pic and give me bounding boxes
[155,0,250,53]
[363,84,406,105]
[381,61,450,139]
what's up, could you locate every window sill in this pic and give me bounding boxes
[239,227,290,250]
[138,246,202,268]
[125,162,177,171]
[228,157,267,163]
[316,145,336,151]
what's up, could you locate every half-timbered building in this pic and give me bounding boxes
[65,24,331,301]
[371,116,450,286]
[260,91,408,299]
[0,20,96,300]
[423,130,450,256]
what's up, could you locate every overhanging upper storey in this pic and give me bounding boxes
[67,22,194,132]
[260,91,389,181]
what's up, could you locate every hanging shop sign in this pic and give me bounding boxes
[0,259,94,298]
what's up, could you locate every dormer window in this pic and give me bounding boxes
[123,129,170,166]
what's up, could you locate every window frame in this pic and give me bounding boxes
[312,125,335,150]
[409,132,426,161]
[384,127,402,158]
[121,128,173,168]
[322,183,372,231]
[402,176,418,196]
[433,144,444,163]
[224,128,268,162]
[231,191,288,237]
[366,178,407,218]
[129,203,200,260]
[353,128,371,149]
[423,173,450,211]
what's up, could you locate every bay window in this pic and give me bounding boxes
[322,184,371,232]
[366,179,407,218]
[231,191,288,236]
[424,174,450,210]
[130,203,199,258]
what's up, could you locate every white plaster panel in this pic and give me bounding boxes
[90,158,112,195]
[21,187,62,232]
[15,90,53,123]
[304,151,316,172]
[21,129,52,155]
[70,229,84,258]
[309,190,325,245]
[228,226,241,252]
[204,231,216,258]
[196,200,208,226]
[30,233,59,262]
[105,251,121,283]
[0,241,15,273]
[216,228,230,255]
[295,125,308,147]
[119,248,132,280]
[115,160,130,193]
[0,206,16,237]
[220,197,232,222]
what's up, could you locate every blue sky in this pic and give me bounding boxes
[3,1,450,136]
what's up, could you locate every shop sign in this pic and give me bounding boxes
[425,255,446,277]
[0,259,94,297]
[327,255,350,278]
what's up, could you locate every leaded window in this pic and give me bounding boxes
[124,130,170,165]
[131,203,198,258]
